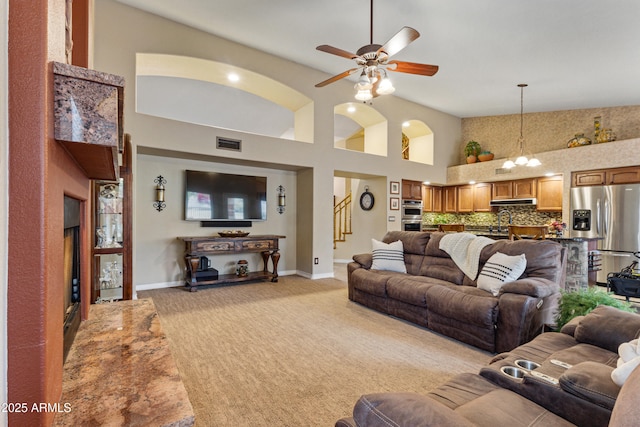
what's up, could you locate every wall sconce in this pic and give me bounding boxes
[277,185,286,214]
[153,175,166,212]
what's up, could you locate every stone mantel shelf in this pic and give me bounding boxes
[53,62,125,181]
[447,137,640,186]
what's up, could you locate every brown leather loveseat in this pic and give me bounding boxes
[336,306,640,427]
[348,231,566,353]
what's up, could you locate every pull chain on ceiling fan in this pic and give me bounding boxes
[315,0,439,102]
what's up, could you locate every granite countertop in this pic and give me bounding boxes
[54,299,195,427]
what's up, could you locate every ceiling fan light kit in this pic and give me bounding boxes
[315,0,438,102]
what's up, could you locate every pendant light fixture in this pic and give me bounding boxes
[502,83,541,169]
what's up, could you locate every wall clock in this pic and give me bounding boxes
[360,187,375,211]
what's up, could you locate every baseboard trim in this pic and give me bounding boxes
[334,259,352,264]
[136,281,183,291]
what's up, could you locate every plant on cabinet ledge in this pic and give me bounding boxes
[464,140,482,163]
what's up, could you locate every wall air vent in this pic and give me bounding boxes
[495,168,513,175]
[216,137,242,152]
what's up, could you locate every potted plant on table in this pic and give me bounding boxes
[464,140,482,164]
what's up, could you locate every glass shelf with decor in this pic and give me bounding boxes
[91,135,132,303]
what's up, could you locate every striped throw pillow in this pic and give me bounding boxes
[477,252,527,296]
[371,239,407,273]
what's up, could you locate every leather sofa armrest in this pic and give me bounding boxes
[352,253,373,269]
[559,361,619,410]
[500,277,559,299]
[350,393,475,427]
[560,315,585,336]
[574,305,640,352]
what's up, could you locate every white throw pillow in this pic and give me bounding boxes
[371,239,407,273]
[477,252,527,296]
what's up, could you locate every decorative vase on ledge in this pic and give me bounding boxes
[478,152,494,162]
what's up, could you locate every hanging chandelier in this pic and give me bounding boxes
[502,84,541,169]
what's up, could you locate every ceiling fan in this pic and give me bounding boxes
[315,0,439,101]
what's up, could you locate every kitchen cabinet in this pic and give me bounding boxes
[402,179,423,200]
[492,178,536,199]
[457,185,474,213]
[444,186,457,213]
[422,185,433,211]
[473,183,492,212]
[572,165,640,187]
[513,178,537,198]
[432,186,443,212]
[536,175,563,211]
[607,166,640,185]
[572,170,606,187]
[492,181,513,200]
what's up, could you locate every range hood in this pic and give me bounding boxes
[490,198,537,207]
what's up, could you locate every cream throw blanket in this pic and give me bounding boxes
[439,232,495,280]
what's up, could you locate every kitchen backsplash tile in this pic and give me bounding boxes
[423,206,561,228]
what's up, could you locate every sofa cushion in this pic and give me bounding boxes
[455,388,575,427]
[351,392,475,427]
[559,361,619,410]
[426,285,498,328]
[349,268,396,297]
[386,275,449,307]
[549,343,619,368]
[477,252,527,296]
[574,305,640,353]
[371,239,406,273]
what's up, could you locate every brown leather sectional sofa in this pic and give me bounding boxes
[348,231,567,353]
[336,306,640,427]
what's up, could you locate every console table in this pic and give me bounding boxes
[178,235,285,292]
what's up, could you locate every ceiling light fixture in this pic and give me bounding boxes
[502,83,541,169]
[227,73,240,82]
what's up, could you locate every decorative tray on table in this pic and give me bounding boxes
[218,231,250,238]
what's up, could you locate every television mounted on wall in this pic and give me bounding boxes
[184,170,267,221]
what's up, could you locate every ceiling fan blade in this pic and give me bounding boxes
[377,26,420,57]
[316,45,358,60]
[387,60,439,76]
[315,68,360,87]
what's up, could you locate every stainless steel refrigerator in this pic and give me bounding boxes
[570,184,640,283]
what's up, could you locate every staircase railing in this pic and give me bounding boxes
[334,193,352,248]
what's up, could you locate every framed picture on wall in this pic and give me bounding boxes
[390,197,400,210]
[390,181,400,194]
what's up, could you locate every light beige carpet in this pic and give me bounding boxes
[139,274,490,426]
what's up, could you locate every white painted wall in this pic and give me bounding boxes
[93,0,461,285]
[1,0,8,424]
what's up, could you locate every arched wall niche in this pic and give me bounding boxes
[135,53,314,142]
[402,119,434,165]
[334,102,387,156]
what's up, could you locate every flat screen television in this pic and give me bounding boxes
[184,170,267,221]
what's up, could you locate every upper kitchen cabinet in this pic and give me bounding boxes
[536,175,563,211]
[473,183,492,212]
[572,165,640,187]
[457,185,474,213]
[402,179,423,200]
[492,178,536,200]
[444,186,457,213]
[422,185,433,211]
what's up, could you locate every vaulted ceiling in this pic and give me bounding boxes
[115,0,640,118]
